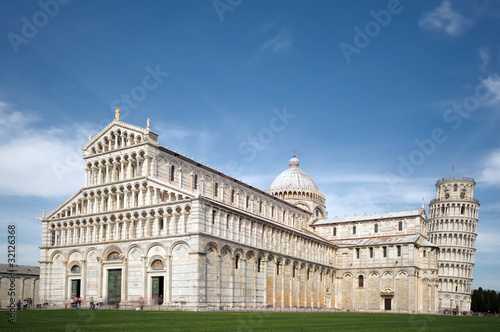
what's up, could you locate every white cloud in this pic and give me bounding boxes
[240,166,435,218]
[0,102,99,197]
[260,17,284,32]
[153,122,213,156]
[315,173,391,184]
[479,150,500,186]
[481,73,500,105]
[0,101,37,138]
[419,0,472,36]
[321,177,434,219]
[476,230,500,255]
[479,47,490,71]
[258,30,293,54]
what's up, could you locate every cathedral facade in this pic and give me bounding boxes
[38,113,478,313]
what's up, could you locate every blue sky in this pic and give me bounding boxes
[0,0,499,290]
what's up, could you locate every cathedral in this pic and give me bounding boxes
[38,111,478,313]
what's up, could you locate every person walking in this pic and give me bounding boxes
[17,300,21,311]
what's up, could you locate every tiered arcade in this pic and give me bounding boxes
[427,177,479,312]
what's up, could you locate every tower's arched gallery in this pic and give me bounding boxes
[39,113,478,312]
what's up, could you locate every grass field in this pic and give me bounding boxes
[1,310,499,331]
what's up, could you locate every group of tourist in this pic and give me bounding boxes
[11,297,149,311]
[16,298,34,310]
[70,296,83,309]
[88,297,104,310]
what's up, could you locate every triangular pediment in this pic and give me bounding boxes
[46,178,194,221]
[418,208,427,220]
[82,120,158,158]
[46,189,84,220]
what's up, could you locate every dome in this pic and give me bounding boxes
[269,155,319,191]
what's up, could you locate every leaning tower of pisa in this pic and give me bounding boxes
[427,177,479,312]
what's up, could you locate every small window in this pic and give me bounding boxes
[359,275,364,288]
[246,196,249,208]
[307,268,310,280]
[271,206,275,218]
[370,247,374,258]
[397,245,401,257]
[353,225,356,234]
[259,201,262,213]
[257,258,262,273]
[423,250,426,258]
[356,248,360,259]
[276,262,281,275]
[169,165,175,181]
[374,223,378,233]
[398,221,403,231]
[212,210,216,224]
[333,227,337,236]
[231,189,235,203]
[193,174,198,190]
[235,255,240,269]
[292,266,296,278]
[383,247,387,258]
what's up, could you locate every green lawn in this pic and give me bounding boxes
[1,310,499,331]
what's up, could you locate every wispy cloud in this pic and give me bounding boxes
[242,165,434,218]
[481,73,500,105]
[418,0,472,36]
[0,102,98,197]
[479,47,490,71]
[260,17,285,32]
[479,149,500,186]
[257,30,293,54]
[476,229,500,255]
[0,101,37,138]
[152,122,214,161]
[321,176,433,218]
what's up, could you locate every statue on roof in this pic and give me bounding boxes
[115,107,120,121]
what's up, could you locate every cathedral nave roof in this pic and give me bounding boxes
[331,235,420,247]
[313,209,425,225]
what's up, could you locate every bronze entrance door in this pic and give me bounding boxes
[385,298,392,310]
[107,269,122,304]
[151,276,164,304]
[71,279,81,298]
